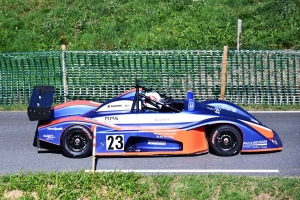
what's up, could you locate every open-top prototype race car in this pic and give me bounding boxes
[28,81,283,158]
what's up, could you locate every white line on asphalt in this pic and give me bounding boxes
[249,111,300,113]
[85,169,279,173]
[1,111,299,113]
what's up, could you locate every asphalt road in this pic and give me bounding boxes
[0,111,299,176]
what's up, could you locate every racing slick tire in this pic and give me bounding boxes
[208,125,242,156]
[61,125,93,158]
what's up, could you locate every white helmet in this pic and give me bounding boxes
[143,92,162,109]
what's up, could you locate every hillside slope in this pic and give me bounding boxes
[1,0,299,52]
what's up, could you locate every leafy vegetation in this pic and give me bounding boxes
[1,0,299,52]
[0,171,299,199]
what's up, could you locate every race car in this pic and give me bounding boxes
[27,81,283,158]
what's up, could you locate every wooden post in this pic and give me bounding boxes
[61,45,68,102]
[92,125,97,174]
[237,19,242,50]
[221,46,228,100]
[92,156,96,174]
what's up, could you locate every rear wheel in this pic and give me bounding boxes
[61,125,93,158]
[209,125,242,156]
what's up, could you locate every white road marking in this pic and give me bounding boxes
[249,111,300,113]
[85,169,279,173]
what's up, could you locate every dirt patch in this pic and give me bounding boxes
[31,192,38,200]
[4,190,23,199]
[253,192,274,200]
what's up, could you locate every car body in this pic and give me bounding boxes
[28,82,283,158]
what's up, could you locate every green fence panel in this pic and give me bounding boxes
[0,51,63,104]
[227,50,300,104]
[63,50,223,102]
[1,50,299,105]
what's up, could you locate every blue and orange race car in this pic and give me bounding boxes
[28,81,283,158]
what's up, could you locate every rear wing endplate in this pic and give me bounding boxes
[27,86,55,121]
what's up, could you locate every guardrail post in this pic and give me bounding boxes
[221,46,228,100]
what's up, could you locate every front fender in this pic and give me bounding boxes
[185,117,283,151]
[202,100,261,124]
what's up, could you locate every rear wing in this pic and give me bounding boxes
[27,86,55,121]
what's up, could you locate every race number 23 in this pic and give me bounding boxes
[106,135,124,150]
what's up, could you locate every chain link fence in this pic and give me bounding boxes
[1,50,299,105]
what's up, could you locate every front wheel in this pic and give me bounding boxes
[208,125,242,156]
[61,125,93,158]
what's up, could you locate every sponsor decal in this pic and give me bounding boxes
[105,116,119,121]
[108,104,122,108]
[84,117,117,128]
[97,100,133,112]
[85,118,100,123]
[85,117,118,128]
[43,134,56,140]
[207,107,214,111]
[221,105,237,113]
[47,127,63,131]
[188,99,195,111]
[154,130,177,139]
[243,140,268,148]
[154,118,169,122]
[271,139,278,145]
[250,118,259,124]
[214,107,221,114]
[107,104,124,109]
[148,140,166,146]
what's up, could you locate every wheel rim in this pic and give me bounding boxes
[215,130,237,151]
[66,131,88,152]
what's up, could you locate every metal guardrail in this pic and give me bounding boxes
[0,50,299,105]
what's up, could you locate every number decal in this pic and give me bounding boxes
[106,135,124,150]
[107,136,114,150]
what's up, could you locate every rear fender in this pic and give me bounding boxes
[53,100,101,119]
[38,121,96,146]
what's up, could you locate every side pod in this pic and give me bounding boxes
[27,86,55,121]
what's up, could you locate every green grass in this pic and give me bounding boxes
[1,0,300,52]
[0,104,28,111]
[1,104,300,111]
[0,171,299,199]
[241,104,300,111]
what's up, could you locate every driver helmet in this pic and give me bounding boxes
[143,91,162,109]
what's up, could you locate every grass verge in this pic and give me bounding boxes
[0,104,299,112]
[0,171,299,200]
